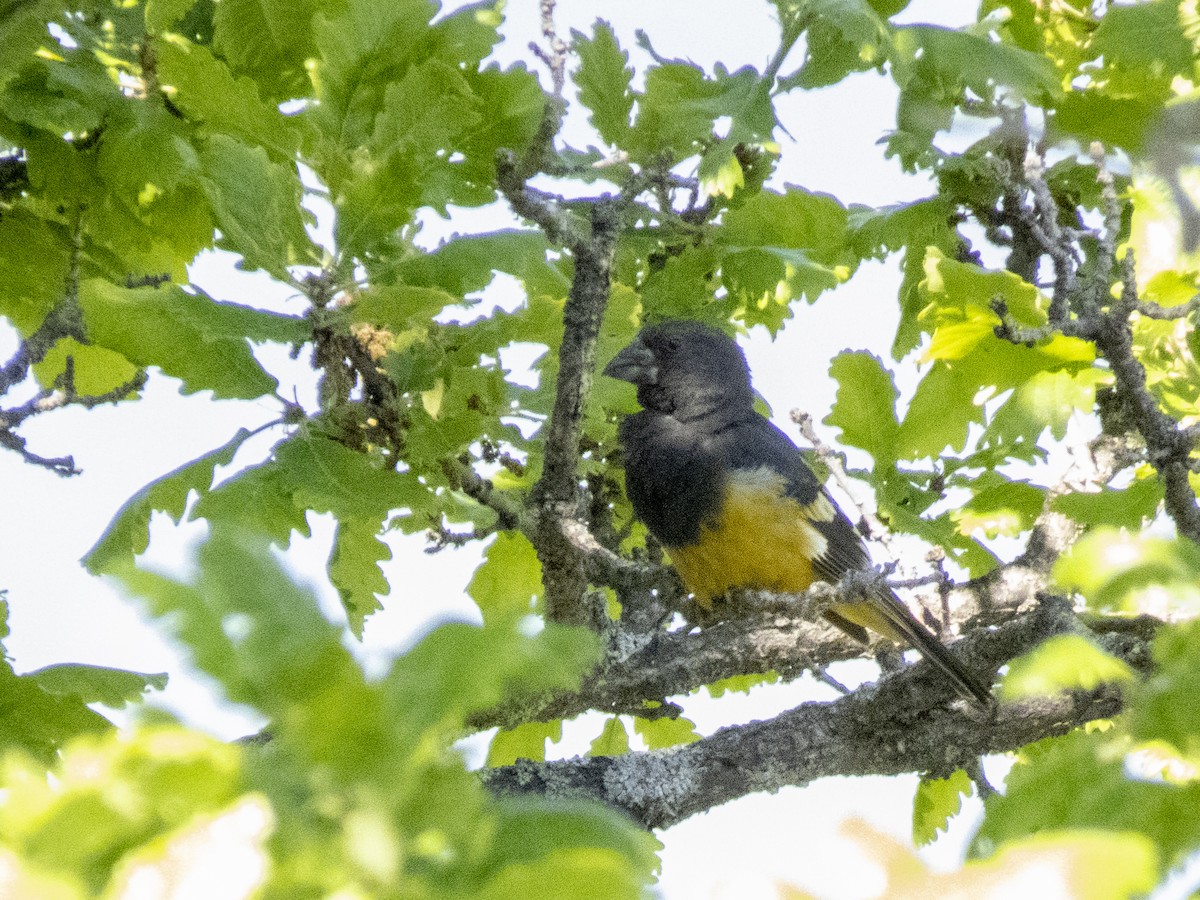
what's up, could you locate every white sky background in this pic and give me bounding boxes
[0,1,1012,897]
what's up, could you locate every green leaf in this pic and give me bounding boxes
[719,186,852,312]
[312,0,440,143]
[190,459,312,547]
[951,476,1045,540]
[274,432,427,521]
[1052,92,1163,154]
[632,715,700,750]
[95,103,201,209]
[117,529,363,718]
[875,477,998,577]
[847,196,956,261]
[918,247,1050,335]
[893,24,1061,102]
[976,728,1200,868]
[331,56,485,256]
[967,831,1157,899]
[707,671,778,697]
[1002,635,1134,701]
[986,368,1106,444]
[698,138,746,199]
[350,285,457,331]
[912,769,971,846]
[28,665,169,708]
[387,620,599,743]
[213,0,319,101]
[156,41,300,160]
[397,230,559,298]
[826,351,900,467]
[888,24,1060,165]
[373,58,483,163]
[0,209,72,334]
[487,720,562,766]
[79,280,299,399]
[639,245,722,322]
[197,134,317,278]
[900,249,1097,457]
[329,518,391,639]
[572,22,634,145]
[588,717,630,757]
[1091,1,1193,84]
[0,853,78,899]
[1053,528,1200,615]
[722,186,850,267]
[487,799,661,891]
[84,428,254,574]
[32,336,141,398]
[0,2,53,94]
[777,0,890,90]
[1051,478,1164,529]
[452,63,546,192]
[467,532,543,622]
[479,846,651,900]
[1130,621,1200,756]
[145,0,200,34]
[898,362,980,457]
[630,63,774,162]
[1,54,115,136]
[0,726,246,880]
[0,664,113,763]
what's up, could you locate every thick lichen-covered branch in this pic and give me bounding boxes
[481,599,1130,830]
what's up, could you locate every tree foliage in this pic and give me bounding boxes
[3,0,1200,895]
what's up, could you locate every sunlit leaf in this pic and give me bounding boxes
[913,770,971,846]
[1002,635,1134,700]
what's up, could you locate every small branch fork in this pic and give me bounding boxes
[0,212,145,475]
[986,122,1200,543]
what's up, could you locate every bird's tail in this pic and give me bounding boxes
[869,588,993,708]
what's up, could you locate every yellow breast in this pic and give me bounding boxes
[668,467,832,606]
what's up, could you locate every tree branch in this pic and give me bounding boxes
[989,135,1200,543]
[481,599,1130,829]
[530,200,622,626]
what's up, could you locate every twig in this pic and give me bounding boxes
[495,152,583,245]
[0,211,134,474]
[440,456,522,531]
[532,0,567,98]
[0,429,78,476]
[1135,295,1200,320]
[790,409,893,549]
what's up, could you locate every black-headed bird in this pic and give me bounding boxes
[604,320,991,706]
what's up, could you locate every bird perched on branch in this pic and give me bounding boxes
[604,320,991,707]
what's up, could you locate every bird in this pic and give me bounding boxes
[603,320,992,707]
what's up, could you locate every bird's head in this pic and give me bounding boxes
[604,321,753,420]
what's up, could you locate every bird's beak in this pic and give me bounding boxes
[603,338,657,385]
